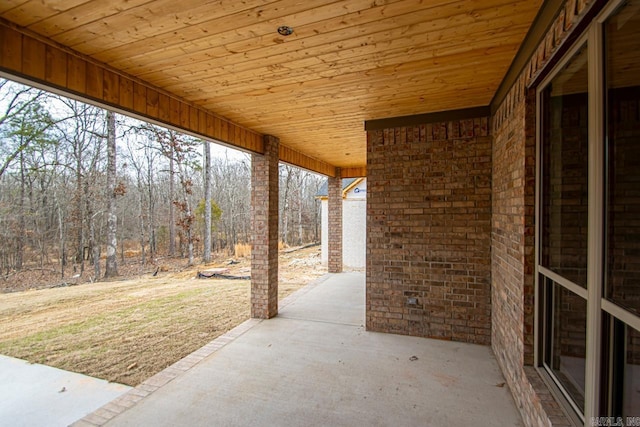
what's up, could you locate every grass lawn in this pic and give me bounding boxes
[0,246,324,386]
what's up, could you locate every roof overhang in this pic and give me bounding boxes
[0,0,549,176]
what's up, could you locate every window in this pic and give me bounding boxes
[604,0,640,318]
[603,0,640,418]
[542,278,588,413]
[537,0,640,423]
[540,43,589,290]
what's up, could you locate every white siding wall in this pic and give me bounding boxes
[320,179,366,269]
[342,199,366,269]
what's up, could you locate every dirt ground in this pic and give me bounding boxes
[0,245,325,386]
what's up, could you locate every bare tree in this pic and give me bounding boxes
[138,124,181,257]
[280,165,293,245]
[89,211,101,279]
[168,142,176,257]
[203,140,212,263]
[0,79,324,280]
[174,151,196,266]
[0,82,46,179]
[55,99,105,274]
[104,110,118,278]
[297,171,306,246]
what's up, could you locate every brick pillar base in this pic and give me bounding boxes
[251,135,279,319]
[328,169,343,273]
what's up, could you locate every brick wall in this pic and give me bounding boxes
[490,0,598,425]
[328,171,343,273]
[366,119,492,345]
[492,85,533,373]
[492,78,572,427]
[251,135,279,319]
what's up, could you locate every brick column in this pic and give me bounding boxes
[327,168,343,273]
[251,135,279,319]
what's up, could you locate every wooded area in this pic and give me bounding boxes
[0,78,323,282]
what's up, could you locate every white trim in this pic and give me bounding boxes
[541,362,588,423]
[535,31,589,386]
[596,0,628,25]
[538,267,588,300]
[602,300,640,333]
[584,21,604,425]
[596,1,624,414]
[535,32,590,91]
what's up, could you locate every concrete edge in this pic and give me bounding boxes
[70,272,336,427]
[278,273,334,310]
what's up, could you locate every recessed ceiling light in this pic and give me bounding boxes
[277,26,294,36]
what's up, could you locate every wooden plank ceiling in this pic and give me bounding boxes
[0,0,543,174]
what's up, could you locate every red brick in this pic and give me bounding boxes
[327,169,343,273]
[251,135,279,319]
[366,118,492,346]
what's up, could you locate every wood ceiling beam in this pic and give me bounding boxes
[279,145,336,177]
[0,19,337,177]
[341,167,367,178]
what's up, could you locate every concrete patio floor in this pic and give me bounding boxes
[0,355,130,427]
[74,272,523,427]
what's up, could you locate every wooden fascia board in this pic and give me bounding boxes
[0,19,342,177]
[279,144,336,177]
[341,167,366,178]
[0,20,264,154]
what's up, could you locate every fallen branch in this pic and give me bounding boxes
[283,242,320,253]
[196,271,250,280]
[50,282,78,289]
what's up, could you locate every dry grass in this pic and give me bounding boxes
[233,243,251,258]
[0,245,323,386]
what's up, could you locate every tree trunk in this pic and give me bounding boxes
[298,177,304,245]
[147,157,156,257]
[168,141,176,257]
[281,168,291,245]
[74,153,83,265]
[89,212,100,279]
[120,215,125,264]
[80,177,93,275]
[187,229,194,265]
[203,141,212,263]
[137,171,146,265]
[16,151,25,270]
[104,110,118,278]
[55,196,65,279]
[183,184,194,266]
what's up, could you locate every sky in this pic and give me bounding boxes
[0,76,248,163]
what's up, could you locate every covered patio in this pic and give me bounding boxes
[73,272,522,427]
[2,0,638,425]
